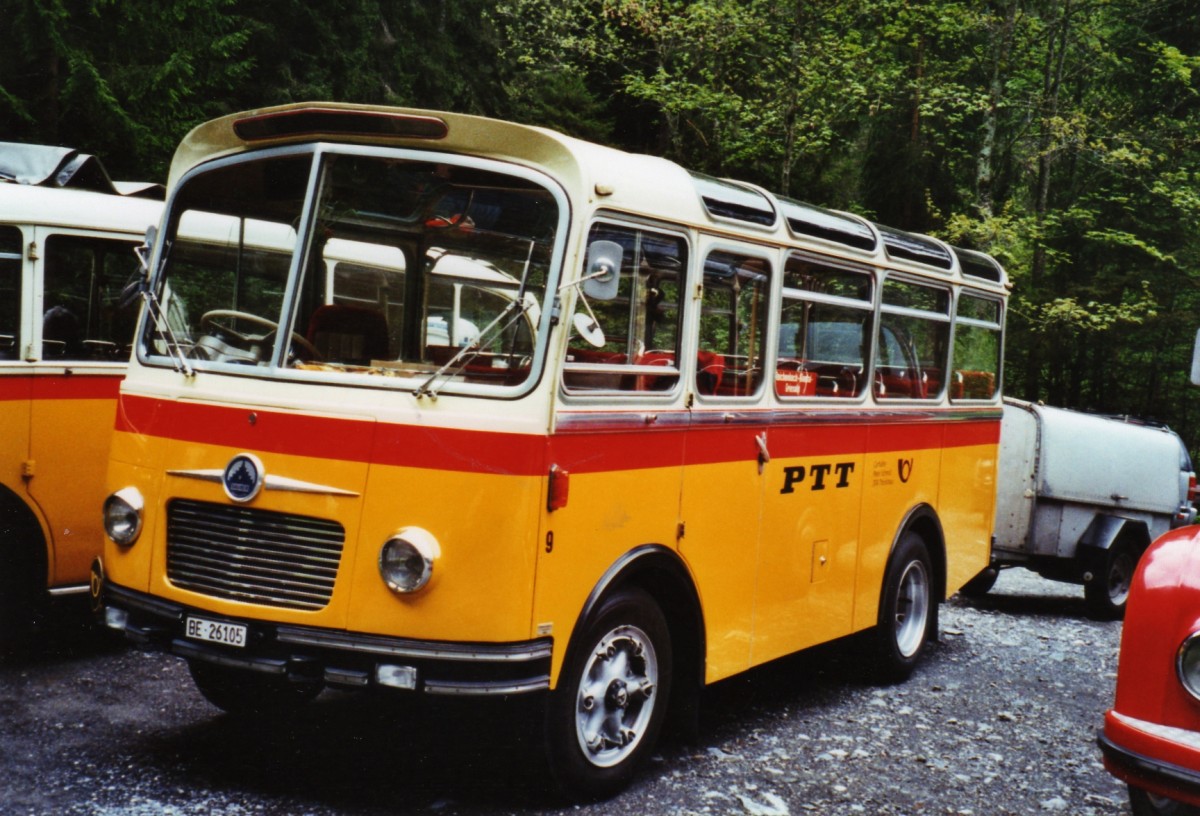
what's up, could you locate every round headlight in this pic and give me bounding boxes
[1179,632,1200,700]
[379,527,439,594]
[103,487,144,547]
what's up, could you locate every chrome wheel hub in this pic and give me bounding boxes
[894,559,930,658]
[575,624,658,768]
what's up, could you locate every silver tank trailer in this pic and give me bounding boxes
[970,397,1195,618]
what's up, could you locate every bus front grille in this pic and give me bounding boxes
[166,499,345,611]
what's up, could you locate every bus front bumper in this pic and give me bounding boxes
[100,581,553,697]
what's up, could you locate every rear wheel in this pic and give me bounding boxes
[0,513,48,652]
[544,587,672,801]
[1085,539,1138,620]
[188,659,322,717]
[1129,785,1200,816]
[868,532,934,683]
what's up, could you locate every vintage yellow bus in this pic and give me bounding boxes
[96,103,1007,798]
[0,143,161,646]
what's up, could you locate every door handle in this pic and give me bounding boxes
[756,433,770,474]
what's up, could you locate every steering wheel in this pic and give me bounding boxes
[200,310,279,344]
[198,310,320,362]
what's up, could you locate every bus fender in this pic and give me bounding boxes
[0,484,50,586]
[0,484,51,640]
[891,504,947,603]
[569,544,706,741]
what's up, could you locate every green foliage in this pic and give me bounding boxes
[2,0,1200,452]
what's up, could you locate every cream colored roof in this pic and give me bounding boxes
[0,182,162,234]
[169,102,709,227]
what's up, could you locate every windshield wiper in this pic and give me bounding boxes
[413,298,530,400]
[125,237,194,377]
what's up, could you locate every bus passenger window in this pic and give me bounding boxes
[875,279,950,400]
[0,227,20,360]
[777,255,873,398]
[562,224,687,394]
[951,293,1002,400]
[697,252,770,397]
[42,234,141,361]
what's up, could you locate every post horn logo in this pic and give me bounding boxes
[898,458,914,484]
[223,453,265,503]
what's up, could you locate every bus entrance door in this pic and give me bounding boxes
[753,421,866,666]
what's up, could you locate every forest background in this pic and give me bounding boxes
[4,0,1200,452]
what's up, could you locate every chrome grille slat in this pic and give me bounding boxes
[167,499,344,610]
[166,550,337,587]
[169,510,341,545]
[170,536,342,567]
[168,568,333,605]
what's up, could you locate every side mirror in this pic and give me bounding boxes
[582,240,622,301]
[136,224,157,274]
[121,224,157,308]
[572,311,605,348]
[1191,328,1200,386]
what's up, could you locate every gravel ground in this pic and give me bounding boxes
[1,568,1130,815]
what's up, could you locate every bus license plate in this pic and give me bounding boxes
[185,616,247,648]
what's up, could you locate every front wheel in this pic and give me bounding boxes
[188,659,322,717]
[867,532,934,684]
[544,587,672,801]
[1129,785,1200,816]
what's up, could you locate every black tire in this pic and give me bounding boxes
[868,532,934,684]
[1085,538,1138,621]
[0,520,48,652]
[188,659,322,717]
[958,567,998,598]
[1130,785,1200,816]
[544,587,672,801]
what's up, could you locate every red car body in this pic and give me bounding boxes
[1100,524,1200,809]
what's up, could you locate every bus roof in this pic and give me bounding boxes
[0,182,163,235]
[170,102,1008,292]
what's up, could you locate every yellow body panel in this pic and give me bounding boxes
[533,461,684,683]
[937,441,999,592]
[0,392,32,491]
[28,393,119,584]
[680,454,760,681]
[345,463,542,643]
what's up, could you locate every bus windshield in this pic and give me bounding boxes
[143,149,561,391]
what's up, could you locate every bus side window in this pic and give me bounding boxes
[562,224,687,394]
[0,227,20,360]
[42,234,141,361]
[777,254,873,399]
[875,278,950,400]
[696,251,770,397]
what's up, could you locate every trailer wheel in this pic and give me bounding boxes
[1129,785,1200,816]
[188,659,322,717]
[868,532,934,683]
[1084,539,1137,620]
[544,587,672,801]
